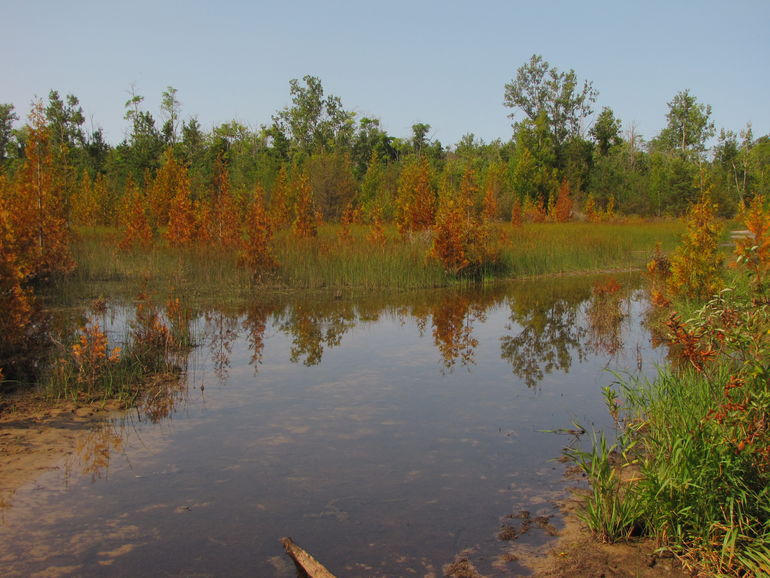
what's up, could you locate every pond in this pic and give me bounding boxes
[0,273,665,577]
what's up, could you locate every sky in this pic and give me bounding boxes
[3,0,769,148]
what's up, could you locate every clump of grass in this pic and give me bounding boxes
[565,430,644,543]
[44,291,192,411]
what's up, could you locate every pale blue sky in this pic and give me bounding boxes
[3,0,769,148]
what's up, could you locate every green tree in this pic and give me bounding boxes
[45,90,85,151]
[0,104,18,166]
[510,111,558,206]
[351,117,395,178]
[160,86,181,145]
[504,54,597,153]
[272,75,355,156]
[654,89,715,158]
[590,107,622,156]
[122,88,164,180]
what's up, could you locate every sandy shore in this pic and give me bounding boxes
[0,394,124,509]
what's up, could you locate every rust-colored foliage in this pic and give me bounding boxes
[269,166,292,229]
[734,194,770,292]
[337,202,356,245]
[291,171,318,238]
[430,185,499,277]
[150,148,186,228]
[510,198,523,227]
[70,320,121,391]
[165,167,197,247]
[194,200,213,245]
[118,178,153,251]
[665,313,716,372]
[207,155,242,247]
[482,163,504,223]
[7,103,74,279]
[396,157,436,235]
[240,192,278,278]
[71,169,99,226]
[366,206,387,245]
[553,178,574,223]
[668,197,723,300]
[0,198,37,380]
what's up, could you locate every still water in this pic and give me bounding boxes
[1,274,664,577]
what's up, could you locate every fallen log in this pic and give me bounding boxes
[279,537,337,578]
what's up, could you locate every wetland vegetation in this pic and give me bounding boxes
[2,54,770,575]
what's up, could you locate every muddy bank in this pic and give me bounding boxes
[509,493,692,578]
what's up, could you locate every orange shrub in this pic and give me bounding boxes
[553,178,574,223]
[291,171,317,238]
[165,168,196,247]
[240,194,278,278]
[118,178,153,251]
[668,197,723,300]
[735,194,770,292]
[396,157,436,235]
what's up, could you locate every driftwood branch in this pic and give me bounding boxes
[279,537,337,578]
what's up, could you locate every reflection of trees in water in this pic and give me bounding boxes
[204,311,240,382]
[412,294,492,371]
[136,373,189,423]
[500,284,589,388]
[277,303,357,366]
[500,278,639,387]
[76,421,124,481]
[242,304,274,372]
[585,279,628,358]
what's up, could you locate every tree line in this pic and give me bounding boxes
[1,54,769,230]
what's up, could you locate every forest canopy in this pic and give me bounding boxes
[1,55,768,224]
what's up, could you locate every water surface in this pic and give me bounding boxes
[1,274,663,576]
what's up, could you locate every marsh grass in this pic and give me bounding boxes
[565,430,644,543]
[575,285,770,576]
[65,221,684,299]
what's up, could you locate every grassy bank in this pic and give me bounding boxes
[570,230,770,578]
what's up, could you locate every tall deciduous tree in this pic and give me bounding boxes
[160,86,181,145]
[655,89,715,158]
[272,75,355,156]
[504,54,597,152]
[590,107,622,156]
